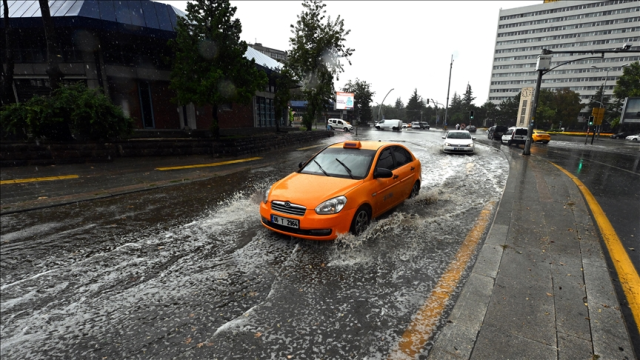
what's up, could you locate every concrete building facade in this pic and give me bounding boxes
[488,0,640,120]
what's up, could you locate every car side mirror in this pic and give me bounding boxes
[374,168,393,179]
[298,162,303,169]
[441,136,446,139]
[472,137,476,140]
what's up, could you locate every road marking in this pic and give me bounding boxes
[296,144,324,151]
[155,157,262,171]
[389,201,495,359]
[552,162,640,332]
[0,175,79,185]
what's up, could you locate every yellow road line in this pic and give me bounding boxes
[0,175,79,185]
[552,162,640,332]
[389,201,495,359]
[296,144,324,151]
[156,157,262,171]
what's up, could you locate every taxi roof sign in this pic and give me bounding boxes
[343,141,362,149]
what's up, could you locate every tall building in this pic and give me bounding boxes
[249,43,288,63]
[488,0,640,120]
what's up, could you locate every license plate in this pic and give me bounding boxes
[454,147,464,150]
[271,215,299,228]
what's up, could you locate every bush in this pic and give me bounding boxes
[0,83,134,141]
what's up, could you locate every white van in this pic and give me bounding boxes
[327,118,353,131]
[501,127,528,146]
[375,119,403,131]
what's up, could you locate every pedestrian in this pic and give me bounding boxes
[461,123,466,130]
[456,123,460,130]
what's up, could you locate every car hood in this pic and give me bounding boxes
[269,173,363,209]
[444,139,473,145]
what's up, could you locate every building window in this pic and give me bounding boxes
[256,97,275,127]
[138,81,155,128]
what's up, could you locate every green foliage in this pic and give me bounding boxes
[405,89,423,122]
[613,61,640,99]
[275,68,296,131]
[342,78,374,124]
[0,83,133,141]
[286,0,354,131]
[168,0,267,137]
[496,91,521,125]
[302,112,313,131]
[394,97,404,110]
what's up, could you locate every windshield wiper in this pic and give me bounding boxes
[335,158,354,179]
[313,160,329,176]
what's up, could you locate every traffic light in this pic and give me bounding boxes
[588,116,594,126]
[469,111,474,119]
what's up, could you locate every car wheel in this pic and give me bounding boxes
[543,141,549,144]
[408,181,420,199]
[634,138,638,141]
[376,126,381,130]
[350,206,371,235]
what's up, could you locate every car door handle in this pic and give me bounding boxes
[410,166,415,171]
[393,174,399,180]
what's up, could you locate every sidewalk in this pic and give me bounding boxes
[429,149,634,359]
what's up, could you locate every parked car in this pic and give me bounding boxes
[375,119,403,131]
[327,118,353,132]
[441,130,475,154]
[611,131,636,139]
[626,134,640,141]
[501,127,528,146]
[260,141,422,240]
[411,121,430,130]
[487,125,508,140]
[403,122,409,128]
[531,129,550,144]
[466,125,477,133]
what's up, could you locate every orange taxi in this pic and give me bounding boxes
[531,129,551,143]
[260,141,422,240]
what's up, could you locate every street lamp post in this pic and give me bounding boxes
[378,88,394,122]
[444,55,454,131]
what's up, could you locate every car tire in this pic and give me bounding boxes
[376,126,381,130]
[350,206,371,236]
[408,181,420,199]
[634,138,638,141]
[543,141,549,144]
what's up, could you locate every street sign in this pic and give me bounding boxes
[591,107,605,125]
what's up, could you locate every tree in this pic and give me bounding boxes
[405,89,423,122]
[1,0,16,105]
[169,0,267,138]
[477,101,497,126]
[342,78,375,125]
[448,92,465,124]
[550,88,582,129]
[38,0,64,92]
[496,91,520,126]
[274,68,296,133]
[394,97,404,109]
[613,61,640,99]
[286,0,354,131]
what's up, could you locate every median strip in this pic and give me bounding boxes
[552,162,640,332]
[0,175,79,185]
[389,201,496,359]
[155,157,262,171]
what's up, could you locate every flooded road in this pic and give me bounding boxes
[1,128,509,359]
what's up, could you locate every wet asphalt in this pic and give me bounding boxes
[1,129,509,359]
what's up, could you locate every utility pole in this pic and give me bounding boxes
[378,88,394,122]
[444,55,453,131]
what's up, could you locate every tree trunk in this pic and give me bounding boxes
[211,104,220,139]
[38,0,63,92]
[2,0,16,104]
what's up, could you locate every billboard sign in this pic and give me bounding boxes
[335,92,354,110]
[620,97,640,123]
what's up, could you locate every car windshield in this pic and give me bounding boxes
[300,148,376,179]
[447,132,471,139]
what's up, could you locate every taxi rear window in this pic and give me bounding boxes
[300,148,376,179]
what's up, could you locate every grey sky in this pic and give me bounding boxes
[159,1,539,106]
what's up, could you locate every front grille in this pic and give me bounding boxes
[262,218,331,237]
[271,200,307,216]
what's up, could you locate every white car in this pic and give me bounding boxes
[375,119,403,131]
[327,118,353,132]
[442,130,476,154]
[501,127,528,146]
[625,134,640,141]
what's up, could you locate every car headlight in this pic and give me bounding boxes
[444,142,451,146]
[263,186,271,203]
[315,196,347,215]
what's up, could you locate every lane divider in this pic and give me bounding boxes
[296,144,324,151]
[552,162,640,332]
[0,175,79,185]
[389,201,496,359]
[156,157,262,171]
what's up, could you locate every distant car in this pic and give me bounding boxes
[375,119,403,131]
[611,131,636,139]
[411,121,430,130]
[466,125,477,133]
[626,134,640,141]
[501,127,528,146]
[531,129,550,144]
[260,141,422,240]
[442,130,475,154]
[403,122,409,128]
[487,125,508,140]
[327,118,353,132]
